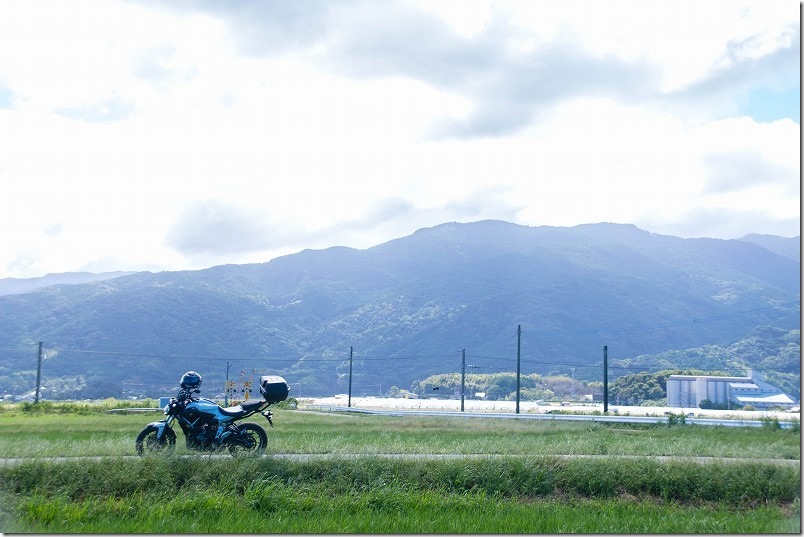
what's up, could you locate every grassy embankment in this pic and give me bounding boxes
[0,402,799,533]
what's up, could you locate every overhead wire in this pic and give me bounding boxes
[3,300,795,384]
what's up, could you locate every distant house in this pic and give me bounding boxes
[667,371,796,410]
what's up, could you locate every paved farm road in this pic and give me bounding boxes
[0,453,798,466]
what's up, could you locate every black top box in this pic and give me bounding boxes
[259,375,290,403]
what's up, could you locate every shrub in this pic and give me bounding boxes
[666,413,686,426]
[698,399,730,410]
[790,418,800,433]
[275,397,298,410]
[760,417,781,431]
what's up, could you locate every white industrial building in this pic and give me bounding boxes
[667,370,796,410]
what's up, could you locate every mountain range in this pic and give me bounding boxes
[0,220,799,398]
[0,271,135,297]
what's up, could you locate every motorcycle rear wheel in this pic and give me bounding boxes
[135,425,176,455]
[227,422,267,456]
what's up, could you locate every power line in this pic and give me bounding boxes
[345,354,456,361]
[51,349,323,362]
[45,348,457,363]
[7,300,792,361]
[520,303,797,337]
[55,349,230,360]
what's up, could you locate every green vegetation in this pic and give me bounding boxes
[609,369,720,406]
[410,328,800,405]
[12,398,159,415]
[0,406,799,532]
[0,222,799,400]
[413,371,573,401]
[0,455,799,533]
[0,405,800,459]
[414,363,794,407]
[411,329,804,407]
[614,327,801,401]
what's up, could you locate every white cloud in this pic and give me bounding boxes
[703,151,796,193]
[0,0,798,279]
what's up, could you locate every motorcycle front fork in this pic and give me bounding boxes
[156,415,176,441]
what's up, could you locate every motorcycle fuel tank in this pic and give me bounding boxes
[185,399,224,420]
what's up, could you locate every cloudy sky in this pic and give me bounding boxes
[0,0,799,279]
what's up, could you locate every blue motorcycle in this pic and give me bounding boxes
[136,371,289,456]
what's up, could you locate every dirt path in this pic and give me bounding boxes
[0,453,798,466]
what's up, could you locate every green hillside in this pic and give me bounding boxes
[0,221,798,398]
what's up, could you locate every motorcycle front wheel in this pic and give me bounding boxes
[227,422,267,456]
[135,425,176,455]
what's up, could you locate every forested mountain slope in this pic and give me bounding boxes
[0,221,798,397]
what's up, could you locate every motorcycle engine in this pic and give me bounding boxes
[196,422,216,444]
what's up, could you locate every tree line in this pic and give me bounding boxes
[405,369,731,406]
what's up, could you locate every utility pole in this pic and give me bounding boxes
[461,349,466,412]
[571,367,575,401]
[516,325,521,414]
[603,345,608,414]
[224,361,231,406]
[34,342,43,404]
[348,346,353,408]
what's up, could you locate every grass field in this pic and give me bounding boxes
[0,404,799,533]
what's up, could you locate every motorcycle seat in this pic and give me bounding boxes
[219,400,264,417]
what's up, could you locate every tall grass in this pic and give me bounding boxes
[7,488,797,533]
[4,399,159,415]
[2,455,799,504]
[0,409,799,459]
[0,457,799,533]
[0,408,799,533]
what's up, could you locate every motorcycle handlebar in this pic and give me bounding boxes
[175,388,200,400]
